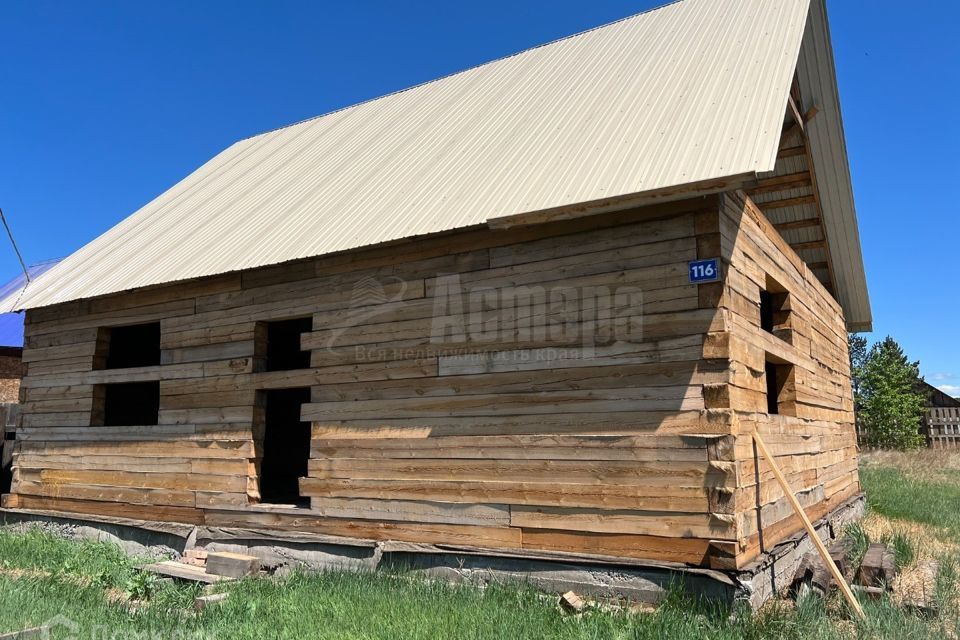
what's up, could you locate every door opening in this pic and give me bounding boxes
[259,387,311,506]
[0,430,13,495]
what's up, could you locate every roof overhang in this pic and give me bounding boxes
[794,0,871,331]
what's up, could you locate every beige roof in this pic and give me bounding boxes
[4,0,870,328]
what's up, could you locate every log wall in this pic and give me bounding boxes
[4,192,859,569]
[703,191,859,568]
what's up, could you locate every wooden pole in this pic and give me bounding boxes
[752,432,865,619]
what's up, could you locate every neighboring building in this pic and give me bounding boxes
[0,261,59,495]
[921,381,960,448]
[0,258,60,403]
[0,347,21,495]
[0,0,869,583]
[924,381,960,410]
[0,346,22,404]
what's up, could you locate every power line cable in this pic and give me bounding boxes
[0,207,30,283]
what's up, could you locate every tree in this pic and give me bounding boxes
[848,333,868,410]
[857,336,927,450]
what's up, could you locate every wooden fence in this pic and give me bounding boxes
[856,406,960,449]
[924,407,960,449]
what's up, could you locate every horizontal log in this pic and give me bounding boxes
[437,335,703,376]
[311,409,735,439]
[14,495,206,524]
[16,480,196,508]
[310,434,708,462]
[520,529,710,564]
[34,469,246,493]
[25,356,92,376]
[302,387,704,421]
[15,423,252,442]
[308,458,718,487]
[309,498,511,526]
[160,322,257,350]
[510,506,736,539]
[22,362,205,389]
[159,406,256,426]
[22,340,98,363]
[298,478,710,512]
[203,509,523,549]
[489,214,695,269]
[309,362,719,404]
[161,341,256,365]
[26,298,196,336]
[23,440,255,459]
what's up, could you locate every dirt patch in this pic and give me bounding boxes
[0,567,51,580]
[861,512,960,562]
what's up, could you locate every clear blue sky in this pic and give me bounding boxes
[1,1,958,393]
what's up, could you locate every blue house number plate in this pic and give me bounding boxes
[688,258,720,283]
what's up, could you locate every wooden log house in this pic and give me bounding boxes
[0,0,871,573]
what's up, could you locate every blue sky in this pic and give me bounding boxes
[1,1,958,393]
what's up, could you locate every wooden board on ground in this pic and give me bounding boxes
[205,552,261,579]
[141,560,231,584]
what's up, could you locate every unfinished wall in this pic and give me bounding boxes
[703,191,859,568]
[6,192,860,569]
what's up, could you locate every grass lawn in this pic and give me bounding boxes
[860,450,960,542]
[1,450,959,639]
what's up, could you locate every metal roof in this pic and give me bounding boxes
[0,259,60,347]
[5,0,867,328]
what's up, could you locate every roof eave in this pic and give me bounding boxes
[795,0,872,332]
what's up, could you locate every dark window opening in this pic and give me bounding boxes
[765,358,795,416]
[98,323,161,369]
[259,387,311,506]
[95,381,160,426]
[760,290,774,333]
[1,433,12,495]
[760,275,790,339]
[765,361,780,414]
[262,318,312,372]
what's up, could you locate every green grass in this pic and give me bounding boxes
[842,521,871,568]
[861,465,960,542]
[1,452,960,639]
[885,531,917,569]
[0,528,954,640]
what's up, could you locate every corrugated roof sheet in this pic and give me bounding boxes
[0,259,60,346]
[9,0,845,315]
